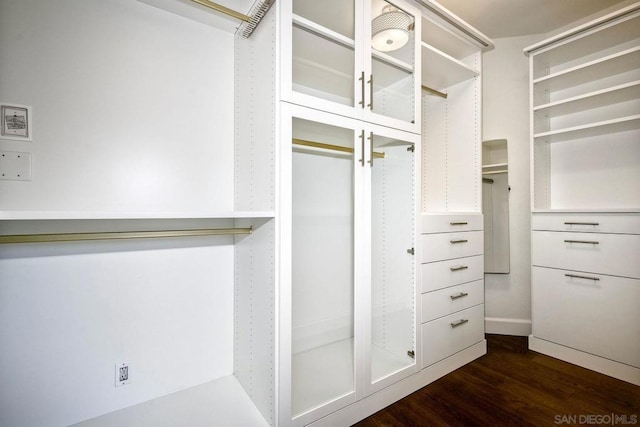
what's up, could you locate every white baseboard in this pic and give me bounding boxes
[529,335,640,386]
[485,317,531,336]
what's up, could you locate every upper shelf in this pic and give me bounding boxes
[421,42,479,90]
[0,210,275,221]
[534,80,640,115]
[533,114,640,143]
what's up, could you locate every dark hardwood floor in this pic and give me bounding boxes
[355,335,639,426]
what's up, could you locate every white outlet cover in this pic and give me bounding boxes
[115,362,131,387]
[0,150,31,181]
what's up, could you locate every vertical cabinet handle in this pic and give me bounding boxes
[359,71,365,108]
[359,130,365,167]
[368,132,374,167]
[367,74,373,110]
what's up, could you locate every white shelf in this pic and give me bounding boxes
[421,42,479,90]
[533,46,640,93]
[421,15,480,60]
[533,208,640,214]
[533,114,640,143]
[534,80,640,114]
[0,211,275,221]
[292,14,354,49]
[74,375,268,427]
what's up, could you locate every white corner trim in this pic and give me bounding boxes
[485,317,532,336]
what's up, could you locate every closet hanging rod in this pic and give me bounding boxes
[482,169,508,175]
[293,138,385,158]
[189,0,250,22]
[421,85,448,99]
[188,0,275,38]
[0,227,253,245]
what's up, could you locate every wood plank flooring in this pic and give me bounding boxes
[355,335,640,426]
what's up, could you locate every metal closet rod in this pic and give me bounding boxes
[293,138,385,158]
[0,227,253,245]
[189,0,251,22]
[422,85,447,99]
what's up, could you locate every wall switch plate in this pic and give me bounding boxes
[0,150,31,181]
[115,362,131,387]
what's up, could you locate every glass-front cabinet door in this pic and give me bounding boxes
[365,123,419,393]
[285,104,418,425]
[285,0,420,133]
[289,108,363,425]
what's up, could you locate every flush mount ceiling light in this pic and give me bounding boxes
[371,5,411,52]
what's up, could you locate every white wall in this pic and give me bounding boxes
[0,1,237,426]
[482,34,543,336]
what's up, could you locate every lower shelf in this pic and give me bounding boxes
[73,375,268,427]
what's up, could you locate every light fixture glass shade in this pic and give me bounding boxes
[371,6,411,52]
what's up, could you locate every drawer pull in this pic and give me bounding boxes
[450,292,469,300]
[450,265,469,272]
[450,239,468,244]
[565,273,600,281]
[564,222,599,226]
[564,239,599,245]
[450,222,468,226]
[450,319,469,328]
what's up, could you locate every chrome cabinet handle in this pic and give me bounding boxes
[450,222,468,225]
[564,239,599,245]
[450,239,468,244]
[368,132,373,167]
[359,71,365,108]
[450,265,468,271]
[564,222,599,226]
[359,130,365,167]
[450,292,469,300]
[367,74,373,110]
[451,319,469,328]
[565,273,600,281]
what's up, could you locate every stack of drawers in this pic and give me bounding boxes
[420,214,485,367]
[531,213,640,370]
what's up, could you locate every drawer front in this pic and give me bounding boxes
[421,279,484,323]
[421,255,484,293]
[422,214,483,234]
[421,304,484,367]
[532,231,640,278]
[532,213,640,234]
[532,266,640,368]
[421,231,483,263]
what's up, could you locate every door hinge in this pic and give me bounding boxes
[407,247,415,255]
[407,350,415,359]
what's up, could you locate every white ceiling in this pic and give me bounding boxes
[434,0,629,39]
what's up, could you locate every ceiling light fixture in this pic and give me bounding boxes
[371,5,411,52]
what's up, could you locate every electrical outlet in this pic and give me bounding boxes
[115,362,131,387]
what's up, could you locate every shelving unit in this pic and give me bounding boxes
[525,2,640,386]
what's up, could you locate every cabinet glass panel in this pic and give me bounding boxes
[291,118,355,416]
[370,0,416,123]
[292,0,356,107]
[370,132,415,383]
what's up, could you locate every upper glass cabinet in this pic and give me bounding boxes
[287,0,420,133]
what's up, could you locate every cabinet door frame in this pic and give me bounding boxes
[362,121,421,395]
[279,0,421,134]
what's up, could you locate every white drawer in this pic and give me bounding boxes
[421,231,483,263]
[421,255,484,293]
[532,266,640,368]
[421,214,483,234]
[421,279,484,323]
[421,304,484,367]
[532,213,640,234]
[532,231,640,278]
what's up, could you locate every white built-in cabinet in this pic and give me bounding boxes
[16,0,492,425]
[525,2,640,386]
